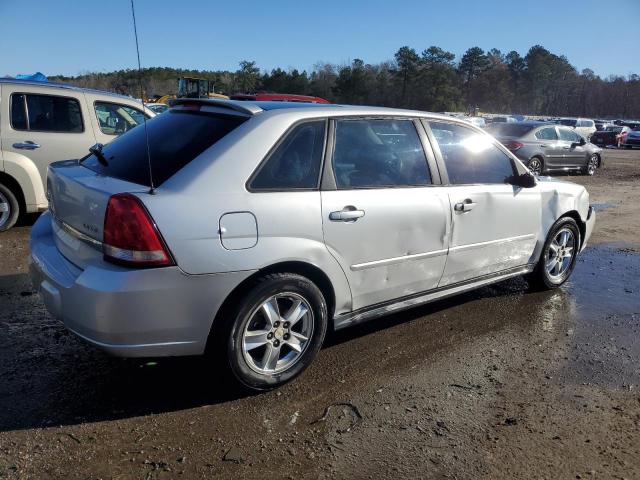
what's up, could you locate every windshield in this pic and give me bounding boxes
[82,109,247,186]
[485,123,535,137]
[604,126,623,133]
[559,119,577,126]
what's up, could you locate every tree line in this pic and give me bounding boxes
[49,45,640,118]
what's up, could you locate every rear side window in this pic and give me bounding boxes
[249,121,326,190]
[10,93,83,132]
[82,110,246,186]
[535,127,558,140]
[332,118,431,189]
[95,101,149,135]
[428,121,516,185]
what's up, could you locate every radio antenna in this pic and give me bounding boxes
[130,0,155,194]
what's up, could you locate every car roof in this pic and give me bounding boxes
[170,98,457,122]
[0,77,141,102]
[488,121,550,127]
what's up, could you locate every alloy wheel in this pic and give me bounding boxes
[528,158,542,175]
[587,155,598,175]
[545,228,576,280]
[241,293,314,375]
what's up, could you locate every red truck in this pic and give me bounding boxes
[230,93,330,104]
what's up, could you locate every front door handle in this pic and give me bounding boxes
[329,206,365,222]
[13,141,41,150]
[454,199,477,212]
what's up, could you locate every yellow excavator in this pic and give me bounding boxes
[155,77,228,104]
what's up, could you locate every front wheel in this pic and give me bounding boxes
[220,273,328,391]
[527,217,580,291]
[528,157,543,176]
[582,154,598,176]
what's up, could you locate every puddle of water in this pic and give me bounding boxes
[560,243,640,387]
[590,202,617,212]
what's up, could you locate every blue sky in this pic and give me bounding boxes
[1,0,638,78]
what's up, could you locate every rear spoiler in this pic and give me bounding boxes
[168,98,263,116]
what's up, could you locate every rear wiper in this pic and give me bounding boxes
[89,143,108,166]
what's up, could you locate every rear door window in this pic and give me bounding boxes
[428,121,516,185]
[535,127,558,140]
[94,101,149,135]
[10,93,83,132]
[82,109,247,186]
[332,118,431,188]
[249,121,326,190]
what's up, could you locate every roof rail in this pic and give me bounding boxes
[169,98,263,115]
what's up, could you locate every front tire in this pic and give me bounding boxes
[221,273,328,391]
[528,157,544,176]
[0,183,20,232]
[582,154,598,176]
[527,217,580,291]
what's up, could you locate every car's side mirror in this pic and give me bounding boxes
[507,172,537,188]
[571,138,586,148]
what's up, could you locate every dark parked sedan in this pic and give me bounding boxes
[485,122,603,176]
[591,126,631,147]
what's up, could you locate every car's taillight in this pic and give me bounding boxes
[103,193,174,268]
[505,141,523,151]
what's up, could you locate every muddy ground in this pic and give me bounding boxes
[0,149,639,479]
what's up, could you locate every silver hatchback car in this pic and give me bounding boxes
[30,100,595,390]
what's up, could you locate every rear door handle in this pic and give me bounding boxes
[13,141,41,150]
[454,199,477,212]
[329,206,365,222]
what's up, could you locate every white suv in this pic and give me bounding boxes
[558,118,596,140]
[0,79,154,231]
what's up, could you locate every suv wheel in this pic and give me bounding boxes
[221,273,328,391]
[582,154,598,176]
[527,217,580,291]
[528,157,543,175]
[0,183,20,232]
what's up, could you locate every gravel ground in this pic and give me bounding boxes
[0,149,639,479]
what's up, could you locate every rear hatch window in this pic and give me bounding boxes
[82,109,247,186]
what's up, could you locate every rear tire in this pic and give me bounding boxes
[527,217,580,291]
[0,183,20,232]
[214,273,328,391]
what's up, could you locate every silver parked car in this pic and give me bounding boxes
[485,122,603,176]
[30,100,595,390]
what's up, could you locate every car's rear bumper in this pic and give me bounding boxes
[29,212,253,357]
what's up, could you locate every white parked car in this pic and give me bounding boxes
[0,78,154,231]
[557,118,596,140]
[31,100,595,390]
[463,116,486,128]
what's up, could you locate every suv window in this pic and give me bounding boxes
[95,102,149,135]
[10,93,83,133]
[83,109,246,187]
[250,121,326,190]
[332,118,431,189]
[558,128,580,142]
[428,121,516,185]
[535,127,558,140]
